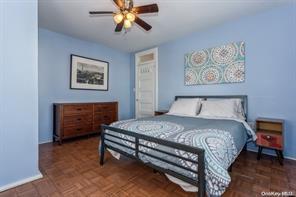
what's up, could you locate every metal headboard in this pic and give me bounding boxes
[175,95,248,120]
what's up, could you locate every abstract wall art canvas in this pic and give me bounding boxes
[185,41,245,85]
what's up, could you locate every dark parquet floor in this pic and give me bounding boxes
[0,136,295,197]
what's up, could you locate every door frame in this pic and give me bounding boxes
[135,47,158,118]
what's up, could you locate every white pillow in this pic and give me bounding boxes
[199,99,245,119]
[207,98,245,118]
[232,99,246,120]
[168,98,202,116]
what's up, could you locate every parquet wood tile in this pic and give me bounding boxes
[1,136,295,197]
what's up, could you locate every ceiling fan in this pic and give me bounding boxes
[89,0,159,32]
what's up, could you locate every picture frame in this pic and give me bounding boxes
[70,54,109,91]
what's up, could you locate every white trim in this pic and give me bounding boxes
[155,48,159,112]
[0,172,43,192]
[39,139,52,144]
[135,47,158,118]
[247,148,296,161]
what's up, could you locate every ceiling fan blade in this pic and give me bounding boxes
[135,16,152,31]
[133,4,159,14]
[115,20,124,32]
[113,0,124,9]
[89,11,114,15]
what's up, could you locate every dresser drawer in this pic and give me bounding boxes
[94,104,116,112]
[63,115,93,127]
[94,112,116,123]
[94,112,103,121]
[63,104,92,115]
[93,118,115,131]
[94,116,115,127]
[102,113,116,124]
[63,125,92,137]
[256,132,283,150]
[93,122,103,131]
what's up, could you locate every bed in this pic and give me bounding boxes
[99,95,256,197]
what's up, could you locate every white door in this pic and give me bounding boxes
[135,48,158,118]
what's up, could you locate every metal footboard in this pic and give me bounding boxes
[100,124,206,197]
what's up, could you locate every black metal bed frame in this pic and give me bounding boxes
[99,95,248,197]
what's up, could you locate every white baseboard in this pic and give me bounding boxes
[39,139,52,144]
[0,172,43,192]
[247,148,296,161]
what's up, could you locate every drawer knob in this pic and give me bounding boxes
[76,128,82,131]
[262,135,275,141]
[77,108,82,111]
[77,118,81,121]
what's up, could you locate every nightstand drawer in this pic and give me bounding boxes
[256,132,283,150]
[257,122,282,132]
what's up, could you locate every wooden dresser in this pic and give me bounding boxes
[53,102,118,144]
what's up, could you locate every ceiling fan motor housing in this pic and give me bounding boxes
[124,0,133,10]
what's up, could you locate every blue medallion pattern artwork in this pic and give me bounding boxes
[185,41,245,85]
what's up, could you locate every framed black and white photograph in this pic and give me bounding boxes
[70,54,109,91]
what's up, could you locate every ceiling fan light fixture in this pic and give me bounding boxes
[89,0,159,32]
[126,12,135,22]
[113,13,124,24]
[124,19,132,29]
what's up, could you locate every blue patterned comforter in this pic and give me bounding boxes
[103,115,255,196]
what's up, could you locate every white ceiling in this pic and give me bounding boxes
[38,0,290,52]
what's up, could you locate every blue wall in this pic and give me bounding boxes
[38,29,132,143]
[132,5,296,158]
[0,0,41,189]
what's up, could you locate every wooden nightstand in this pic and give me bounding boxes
[256,118,284,165]
[154,110,169,116]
